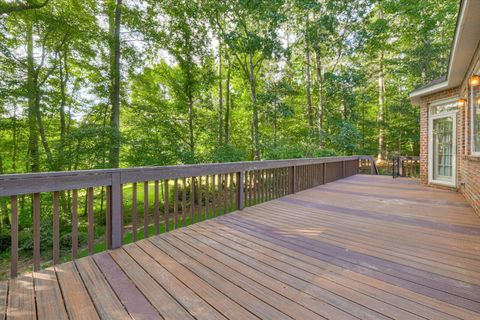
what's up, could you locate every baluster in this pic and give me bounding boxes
[217,174,223,215]
[223,174,228,213]
[154,180,159,235]
[212,174,216,217]
[144,181,149,239]
[190,177,195,223]
[229,172,234,212]
[164,179,170,231]
[197,176,202,221]
[236,171,244,210]
[106,186,111,249]
[132,182,138,242]
[53,191,60,265]
[72,190,78,260]
[88,187,94,255]
[174,179,179,229]
[11,195,18,278]
[205,175,210,218]
[182,178,187,227]
[33,193,40,271]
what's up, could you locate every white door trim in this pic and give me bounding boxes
[428,111,457,187]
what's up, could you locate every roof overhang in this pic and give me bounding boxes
[410,0,480,105]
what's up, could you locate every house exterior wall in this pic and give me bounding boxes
[419,46,480,216]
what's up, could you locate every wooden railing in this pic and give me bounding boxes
[358,155,379,175]
[393,156,420,178]
[0,156,376,278]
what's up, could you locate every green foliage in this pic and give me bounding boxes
[0,0,458,277]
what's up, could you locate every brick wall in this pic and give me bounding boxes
[419,84,480,216]
[419,88,460,186]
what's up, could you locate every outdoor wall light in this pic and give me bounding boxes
[469,75,480,86]
[458,99,467,107]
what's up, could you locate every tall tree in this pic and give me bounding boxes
[108,0,122,168]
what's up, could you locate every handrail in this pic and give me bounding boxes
[0,156,360,197]
[0,155,376,278]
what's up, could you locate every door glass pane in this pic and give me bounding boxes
[473,86,480,152]
[433,117,453,181]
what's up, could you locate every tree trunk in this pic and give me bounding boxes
[217,35,223,146]
[305,23,313,132]
[225,55,231,145]
[315,51,325,147]
[248,52,260,160]
[377,50,386,160]
[109,0,122,168]
[26,21,39,172]
[58,49,69,170]
[12,103,18,171]
[273,103,278,148]
[188,92,195,157]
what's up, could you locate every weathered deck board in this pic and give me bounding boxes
[2,175,480,319]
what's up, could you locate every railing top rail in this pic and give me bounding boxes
[0,155,370,197]
[398,156,420,161]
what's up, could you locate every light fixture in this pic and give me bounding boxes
[469,75,480,86]
[458,98,467,107]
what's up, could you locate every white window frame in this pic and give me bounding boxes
[428,98,458,188]
[471,73,480,157]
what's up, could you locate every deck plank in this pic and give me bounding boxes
[170,228,357,320]
[75,257,131,320]
[7,274,35,320]
[160,231,326,320]
[148,236,291,320]
[137,239,257,320]
[93,252,161,320]
[0,281,7,320]
[55,262,100,320]
[200,220,462,320]
[123,244,226,320]
[2,175,480,320]
[108,247,194,320]
[33,268,69,319]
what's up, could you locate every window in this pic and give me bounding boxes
[430,101,458,115]
[472,76,480,155]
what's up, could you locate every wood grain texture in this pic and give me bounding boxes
[10,196,18,278]
[87,187,94,255]
[75,257,130,320]
[33,193,40,271]
[3,174,479,320]
[53,192,60,264]
[7,274,35,320]
[55,262,99,320]
[72,189,78,259]
[144,181,149,239]
[34,268,69,319]
[132,182,138,241]
[155,180,160,235]
[0,282,6,320]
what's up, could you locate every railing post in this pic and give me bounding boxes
[342,161,345,178]
[110,172,122,249]
[236,171,244,210]
[290,166,296,194]
[323,162,327,184]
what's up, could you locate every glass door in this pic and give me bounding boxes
[429,110,456,187]
[432,117,454,181]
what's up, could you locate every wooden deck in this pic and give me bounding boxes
[2,174,480,320]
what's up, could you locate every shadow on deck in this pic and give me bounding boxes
[2,175,480,319]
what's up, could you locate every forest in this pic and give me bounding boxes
[0,0,457,277]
